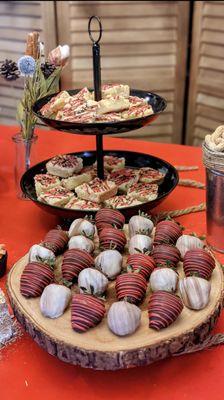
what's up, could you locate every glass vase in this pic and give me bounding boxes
[12,131,38,199]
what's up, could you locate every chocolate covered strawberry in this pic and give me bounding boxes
[183,248,215,280]
[20,261,54,298]
[127,253,155,280]
[148,291,183,330]
[154,220,182,246]
[99,227,127,252]
[95,208,125,232]
[71,293,105,333]
[151,244,181,270]
[115,272,147,304]
[62,249,94,283]
[43,228,68,255]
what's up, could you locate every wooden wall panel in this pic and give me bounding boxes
[0,1,57,126]
[186,1,224,145]
[57,1,189,143]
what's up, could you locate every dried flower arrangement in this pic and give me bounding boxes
[0,31,70,140]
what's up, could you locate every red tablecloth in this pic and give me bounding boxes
[0,126,223,400]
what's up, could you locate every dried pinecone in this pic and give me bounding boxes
[41,61,56,79]
[0,59,20,81]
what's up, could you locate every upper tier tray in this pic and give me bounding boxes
[33,89,166,135]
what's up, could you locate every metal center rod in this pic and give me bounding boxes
[96,135,104,180]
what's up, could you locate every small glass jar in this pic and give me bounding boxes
[12,131,38,199]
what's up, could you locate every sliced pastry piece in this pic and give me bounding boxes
[40,90,71,117]
[61,171,92,190]
[127,182,158,202]
[108,168,139,193]
[95,113,122,122]
[34,174,61,196]
[104,194,142,209]
[71,294,105,333]
[139,167,165,184]
[97,97,130,115]
[20,262,54,298]
[75,178,117,204]
[38,186,74,207]
[94,155,125,172]
[148,291,183,330]
[46,154,83,178]
[65,197,101,211]
[101,83,130,99]
[122,104,153,120]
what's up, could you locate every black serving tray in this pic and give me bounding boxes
[33,89,166,136]
[20,150,178,220]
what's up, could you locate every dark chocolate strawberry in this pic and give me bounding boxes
[99,227,127,252]
[152,244,181,270]
[71,293,105,332]
[20,261,54,298]
[43,229,68,255]
[95,208,125,232]
[62,249,94,283]
[148,291,183,330]
[183,248,215,280]
[154,220,182,246]
[115,272,147,304]
[127,253,155,280]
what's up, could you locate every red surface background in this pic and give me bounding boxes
[0,126,224,400]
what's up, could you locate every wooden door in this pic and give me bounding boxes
[56,1,189,143]
[186,1,224,145]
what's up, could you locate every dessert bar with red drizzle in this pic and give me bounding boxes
[49,154,81,168]
[152,244,181,270]
[154,220,182,246]
[43,229,68,255]
[71,294,105,333]
[20,262,54,298]
[183,249,215,280]
[62,249,94,282]
[115,272,147,305]
[148,291,183,330]
[99,227,127,253]
[95,208,125,232]
[127,254,155,280]
[139,167,165,184]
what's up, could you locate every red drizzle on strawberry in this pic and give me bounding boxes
[127,254,155,280]
[152,244,181,270]
[183,248,215,280]
[115,273,147,304]
[71,294,105,333]
[95,208,125,232]
[20,262,54,298]
[99,227,126,252]
[154,220,182,246]
[62,249,94,282]
[148,291,183,330]
[43,229,68,255]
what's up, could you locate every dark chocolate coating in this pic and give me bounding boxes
[148,291,183,330]
[71,293,105,333]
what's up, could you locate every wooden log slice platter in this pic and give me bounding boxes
[7,240,224,370]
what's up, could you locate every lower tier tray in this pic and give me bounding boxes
[7,250,223,370]
[20,150,178,219]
